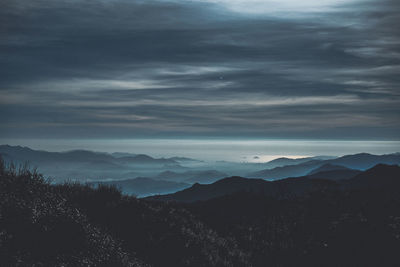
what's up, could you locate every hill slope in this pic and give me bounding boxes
[247,160,323,179]
[155,170,227,184]
[0,145,185,181]
[147,175,337,203]
[248,152,400,180]
[308,163,352,175]
[329,153,400,169]
[149,164,400,203]
[307,169,362,180]
[0,160,249,267]
[92,177,190,197]
[262,156,335,169]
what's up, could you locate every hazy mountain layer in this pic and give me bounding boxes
[148,164,400,203]
[249,153,400,179]
[91,177,190,197]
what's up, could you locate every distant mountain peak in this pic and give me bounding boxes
[0,144,34,152]
[215,176,250,183]
[363,163,400,173]
[347,163,400,188]
[308,163,351,175]
[133,154,154,160]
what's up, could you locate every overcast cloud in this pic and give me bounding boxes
[0,0,399,139]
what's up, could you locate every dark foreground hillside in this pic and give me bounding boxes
[1,158,400,266]
[187,188,400,266]
[0,159,248,266]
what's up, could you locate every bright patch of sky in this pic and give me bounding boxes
[192,0,369,15]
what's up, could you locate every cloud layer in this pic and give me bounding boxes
[0,0,399,139]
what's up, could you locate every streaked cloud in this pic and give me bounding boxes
[0,0,399,140]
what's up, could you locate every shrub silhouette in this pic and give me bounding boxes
[0,157,143,266]
[0,158,249,266]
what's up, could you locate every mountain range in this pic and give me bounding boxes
[0,145,188,181]
[1,145,399,197]
[0,145,181,166]
[154,170,228,183]
[248,152,400,179]
[261,155,336,169]
[2,158,399,266]
[147,164,400,202]
[92,177,190,197]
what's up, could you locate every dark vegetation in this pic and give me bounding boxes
[0,157,248,266]
[146,176,339,202]
[186,166,400,266]
[1,155,400,266]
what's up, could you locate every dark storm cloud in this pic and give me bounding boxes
[0,0,399,139]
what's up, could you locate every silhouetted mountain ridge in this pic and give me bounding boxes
[248,160,323,179]
[329,153,400,169]
[308,163,351,175]
[148,164,400,203]
[263,155,335,168]
[116,154,177,165]
[307,169,362,180]
[346,164,400,188]
[0,145,182,166]
[0,145,189,182]
[155,170,228,184]
[248,152,400,179]
[91,177,190,197]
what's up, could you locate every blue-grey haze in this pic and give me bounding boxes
[2,139,400,162]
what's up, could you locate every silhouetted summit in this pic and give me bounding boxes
[307,169,362,180]
[308,163,351,175]
[329,153,400,169]
[92,177,189,197]
[248,152,400,179]
[147,175,336,202]
[148,177,266,202]
[0,145,187,182]
[247,160,323,179]
[346,164,400,188]
[155,170,227,183]
[148,164,400,203]
[117,154,177,164]
[263,156,335,168]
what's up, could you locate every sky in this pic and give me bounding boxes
[0,0,400,144]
